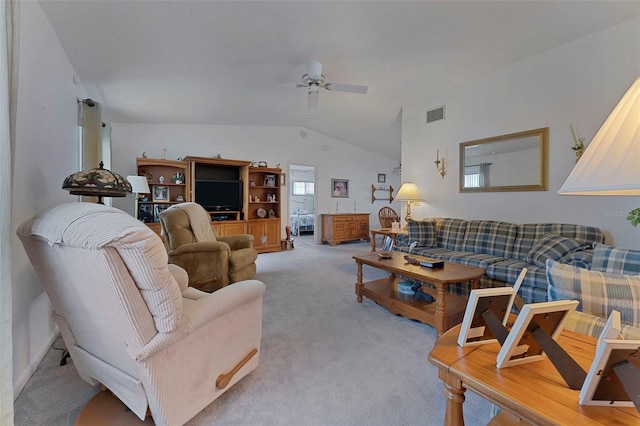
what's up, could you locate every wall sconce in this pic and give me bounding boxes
[569,124,585,163]
[434,149,446,179]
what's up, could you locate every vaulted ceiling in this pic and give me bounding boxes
[39,1,640,160]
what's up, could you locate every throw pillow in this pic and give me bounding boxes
[407,220,437,248]
[525,233,587,268]
[546,259,640,328]
[591,243,640,275]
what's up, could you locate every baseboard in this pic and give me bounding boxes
[13,325,60,400]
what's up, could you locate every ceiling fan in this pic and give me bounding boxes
[296,60,368,116]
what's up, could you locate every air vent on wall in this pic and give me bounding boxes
[426,105,445,124]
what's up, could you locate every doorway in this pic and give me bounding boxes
[288,164,316,238]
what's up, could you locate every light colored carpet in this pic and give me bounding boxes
[14,235,492,425]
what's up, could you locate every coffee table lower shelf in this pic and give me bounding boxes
[359,277,468,332]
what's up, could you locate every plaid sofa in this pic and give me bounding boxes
[394,218,605,303]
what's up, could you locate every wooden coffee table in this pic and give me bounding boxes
[353,252,485,335]
[429,323,640,425]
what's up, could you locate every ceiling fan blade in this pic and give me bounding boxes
[307,60,323,81]
[324,83,368,94]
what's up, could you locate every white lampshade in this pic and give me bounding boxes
[126,175,150,194]
[558,77,640,196]
[395,182,424,201]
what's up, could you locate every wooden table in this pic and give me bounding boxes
[353,252,484,336]
[369,228,404,251]
[428,323,640,425]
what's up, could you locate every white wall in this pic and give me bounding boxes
[401,17,640,249]
[109,124,403,242]
[11,2,87,396]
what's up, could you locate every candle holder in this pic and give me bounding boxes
[434,149,446,179]
[572,138,585,162]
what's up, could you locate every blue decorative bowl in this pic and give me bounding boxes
[397,280,415,295]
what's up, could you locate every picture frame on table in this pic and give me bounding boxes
[153,204,170,222]
[264,174,276,187]
[496,299,578,368]
[152,185,169,202]
[138,204,153,223]
[457,268,527,347]
[579,310,640,410]
[457,287,517,347]
[331,178,349,198]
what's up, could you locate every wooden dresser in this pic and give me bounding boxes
[321,213,370,246]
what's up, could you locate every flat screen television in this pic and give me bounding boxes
[195,180,243,211]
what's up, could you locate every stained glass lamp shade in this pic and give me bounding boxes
[62,161,132,204]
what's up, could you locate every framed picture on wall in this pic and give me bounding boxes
[378,173,386,183]
[331,179,349,198]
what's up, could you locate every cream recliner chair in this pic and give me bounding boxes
[159,202,258,292]
[17,202,266,426]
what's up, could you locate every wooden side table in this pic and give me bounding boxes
[428,324,640,425]
[370,228,404,251]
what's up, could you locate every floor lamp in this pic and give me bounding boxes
[126,175,151,219]
[62,162,131,204]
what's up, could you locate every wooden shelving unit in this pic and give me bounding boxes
[136,158,190,234]
[135,156,282,253]
[247,166,282,253]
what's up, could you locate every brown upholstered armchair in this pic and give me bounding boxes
[159,203,257,292]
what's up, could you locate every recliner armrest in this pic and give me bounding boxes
[167,241,230,255]
[218,234,254,250]
[130,280,266,361]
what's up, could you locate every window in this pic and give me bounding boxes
[292,181,314,195]
[464,165,480,188]
[464,163,491,188]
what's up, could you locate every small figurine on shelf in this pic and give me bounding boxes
[172,172,184,184]
[176,194,184,202]
[158,175,165,184]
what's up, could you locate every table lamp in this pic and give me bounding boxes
[558,76,640,225]
[395,182,423,227]
[126,175,151,219]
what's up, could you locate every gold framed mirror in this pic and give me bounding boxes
[459,127,549,193]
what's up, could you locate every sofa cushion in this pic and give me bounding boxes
[512,223,604,261]
[564,311,640,340]
[432,250,504,269]
[394,245,450,257]
[461,220,518,258]
[434,218,467,251]
[524,233,588,268]
[407,219,437,248]
[590,243,640,275]
[546,259,640,327]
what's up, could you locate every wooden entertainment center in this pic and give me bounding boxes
[135,156,282,253]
